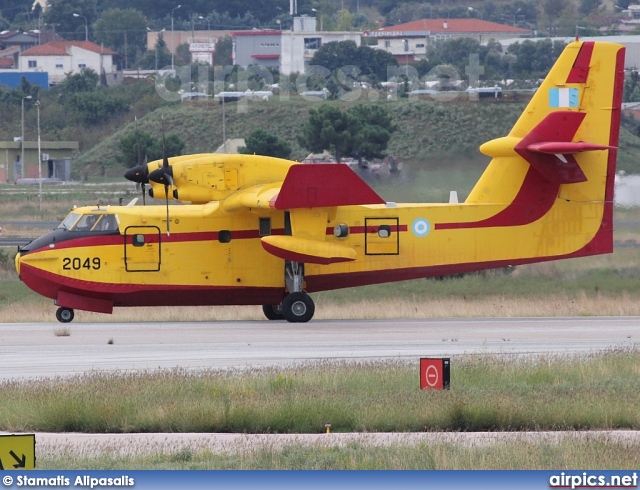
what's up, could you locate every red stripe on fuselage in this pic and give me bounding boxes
[435,167,559,230]
[19,263,284,307]
[328,225,408,235]
[28,224,411,255]
[26,228,288,253]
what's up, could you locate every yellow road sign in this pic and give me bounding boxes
[0,434,35,470]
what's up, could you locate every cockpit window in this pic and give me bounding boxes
[67,214,118,232]
[72,214,99,231]
[58,212,81,230]
[95,215,118,231]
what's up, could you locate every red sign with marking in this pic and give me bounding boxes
[420,358,450,390]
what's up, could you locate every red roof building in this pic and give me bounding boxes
[365,18,532,63]
[21,41,117,57]
[20,41,119,85]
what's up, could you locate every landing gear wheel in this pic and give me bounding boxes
[56,307,74,323]
[282,292,315,323]
[262,303,285,320]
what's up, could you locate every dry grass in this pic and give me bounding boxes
[2,293,640,323]
[37,435,640,470]
[0,226,53,238]
[1,352,638,434]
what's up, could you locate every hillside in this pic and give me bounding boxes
[76,96,640,179]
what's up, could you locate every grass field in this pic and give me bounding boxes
[1,352,638,434]
[1,352,639,469]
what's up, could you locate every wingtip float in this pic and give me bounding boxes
[16,41,625,323]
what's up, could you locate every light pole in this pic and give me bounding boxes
[190,13,196,41]
[36,99,42,216]
[171,4,182,72]
[155,28,165,70]
[513,8,521,26]
[21,95,32,182]
[311,8,322,31]
[468,6,482,20]
[73,13,88,41]
[222,95,226,153]
[198,15,211,35]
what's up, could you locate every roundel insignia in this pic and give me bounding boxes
[412,218,430,237]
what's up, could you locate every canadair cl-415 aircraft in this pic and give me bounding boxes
[16,40,625,323]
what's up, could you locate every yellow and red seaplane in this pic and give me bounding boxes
[16,40,625,323]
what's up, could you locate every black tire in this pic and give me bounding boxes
[282,292,315,323]
[262,304,285,320]
[56,307,74,323]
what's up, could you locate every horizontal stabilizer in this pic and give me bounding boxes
[261,235,357,265]
[514,111,591,184]
[526,142,616,154]
[272,164,385,210]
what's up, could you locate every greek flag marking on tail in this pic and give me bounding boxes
[549,88,579,108]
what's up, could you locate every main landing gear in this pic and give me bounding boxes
[56,307,75,323]
[262,260,315,323]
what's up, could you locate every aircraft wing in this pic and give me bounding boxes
[222,163,385,212]
[259,164,384,264]
[221,183,281,212]
[272,163,385,209]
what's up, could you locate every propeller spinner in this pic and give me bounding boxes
[124,165,149,184]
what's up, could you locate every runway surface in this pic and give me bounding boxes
[0,316,638,380]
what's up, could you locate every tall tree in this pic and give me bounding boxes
[139,32,172,70]
[310,41,398,87]
[43,0,97,41]
[347,105,395,162]
[239,129,292,159]
[119,129,185,167]
[298,104,395,163]
[214,36,232,66]
[298,105,359,163]
[579,0,602,16]
[94,8,147,69]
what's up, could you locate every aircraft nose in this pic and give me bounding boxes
[14,249,21,276]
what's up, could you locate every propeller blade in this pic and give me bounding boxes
[162,115,169,168]
[164,183,170,236]
[135,115,143,166]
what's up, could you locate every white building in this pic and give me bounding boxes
[19,41,118,85]
[232,17,361,75]
[365,18,531,63]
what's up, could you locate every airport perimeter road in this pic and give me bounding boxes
[0,317,638,380]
